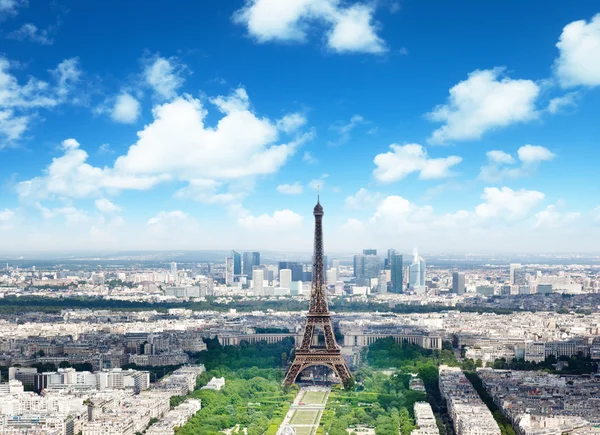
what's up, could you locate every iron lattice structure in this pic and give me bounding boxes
[283,199,352,386]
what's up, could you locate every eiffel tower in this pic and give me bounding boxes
[283,197,352,386]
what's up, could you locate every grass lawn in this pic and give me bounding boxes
[292,426,315,435]
[301,391,328,404]
[290,410,320,425]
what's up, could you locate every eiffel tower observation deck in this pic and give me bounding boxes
[283,198,352,386]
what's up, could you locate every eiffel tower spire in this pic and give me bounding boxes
[283,197,352,386]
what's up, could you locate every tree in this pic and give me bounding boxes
[59,361,71,368]
[343,376,356,391]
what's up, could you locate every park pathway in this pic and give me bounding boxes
[277,387,330,435]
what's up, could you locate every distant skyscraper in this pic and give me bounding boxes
[242,252,260,276]
[279,261,303,281]
[390,253,403,293]
[225,257,234,286]
[354,250,380,286]
[170,262,178,284]
[509,263,522,285]
[331,258,340,282]
[385,249,396,270]
[252,269,264,296]
[408,249,426,289]
[452,272,465,295]
[231,251,241,275]
[279,269,292,289]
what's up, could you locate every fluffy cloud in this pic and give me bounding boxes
[308,174,328,191]
[277,182,304,195]
[175,179,247,204]
[238,209,303,231]
[329,114,368,145]
[0,0,25,16]
[233,0,386,54]
[547,92,579,114]
[373,144,462,183]
[144,56,185,99]
[276,113,307,133]
[534,204,580,229]
[95,198,121,214]
[475,187,545,222]
[0,56,80,144]
[517,144,555,164]
[0,209,14,230]
[303,151,317,164]
[427,68,540,144]
[344,188,381,210]
[17,139,163,200]
[111,93,141,123]
[554,14,600,87]
[7,23,53,44]
[326,4,385,53]
[479,145,554,182]
[114,88,302,180]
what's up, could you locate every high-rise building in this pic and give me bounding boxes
[326,268,337,286]
[408,248,426,289]
[231,251,241,275]
[252,269,264,296]
[509,263,522,285]
[279,261,303,281]
[279,269,292,289]
[170,262,178,284]
[243,252,260,276]
[225,257,234,286]
[385,249,396,270]
[390,253,403,293]
[452,272,465,295]
[354,250,381,285]
[331,259,340,281]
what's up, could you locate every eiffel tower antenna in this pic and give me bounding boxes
[283,198,352,386]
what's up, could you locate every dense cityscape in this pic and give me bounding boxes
[1,243,600,434]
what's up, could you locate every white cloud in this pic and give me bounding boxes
[238,209,303,231]
[547,92,579,114]
[95,198,121,214]
[277,182,304,195]
[0,0,25,16]
[148,210,188,227]
[114,88,300,180]
[486,150,515,165]
[427,68,540,144]
[144,56,185,100]
[0,56,80,144]
[479,145,555,182]
[475,187,545,222]
[517,144,555,164]
[326,4,386,54]
[0,208,14,230]
[554,14,600,87]
[8,23,53,44]
[111,93,141,124]
[344,188,381,210]
[233,0,386,54]
[17,139,163,200]
[276,112,306,133]
[36,203,89,225]
[308,174,328,191]
[303,151,317,164]
[329,114,368,145]
[373,143,462,183]
[175,179,247,204]
[534,204,580,229]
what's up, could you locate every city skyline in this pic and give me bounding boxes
[1,1,600,253]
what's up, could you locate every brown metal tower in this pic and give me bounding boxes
[282,198,352,386]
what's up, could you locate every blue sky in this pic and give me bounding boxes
[0,0,599,253]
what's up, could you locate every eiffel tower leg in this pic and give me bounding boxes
[283,360,304,386]
[322,320,337,350]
